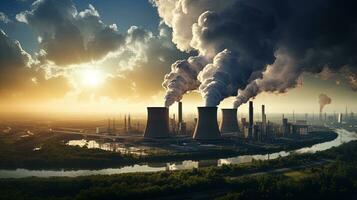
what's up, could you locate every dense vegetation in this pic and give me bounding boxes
[0,140,357,200]
[0,130,337,169]
[0,132,138,169]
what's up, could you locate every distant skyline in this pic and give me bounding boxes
[0,0,356,114]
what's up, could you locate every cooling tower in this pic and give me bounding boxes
[220,108,239,133]
[193,107,221,140]
[144,107,170,138]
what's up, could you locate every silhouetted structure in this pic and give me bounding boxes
[177,101,186,134]
[193,107,221,140]
[262,105,267,138]
[282,115,289,136]
[220,108,239,134]
[124,115,127,132]
[144,107,170,138]
[128,114,131,131]
[178,102,183,125]
[248,101,254,139]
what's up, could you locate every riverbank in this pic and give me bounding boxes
[0,130,337,170]
[0,136,356,200]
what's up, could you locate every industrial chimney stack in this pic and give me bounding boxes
[144,107,170,138]
[220,108,239,134]
[248,101,254,139]
[262,105,267,137]
[193,107,221,140]
[178,101,183,125]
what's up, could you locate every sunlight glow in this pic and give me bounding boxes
[80,68,104,87]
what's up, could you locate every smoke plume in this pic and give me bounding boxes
[153,0,357,107]
[319,94,332,112]
[162,55,208,107]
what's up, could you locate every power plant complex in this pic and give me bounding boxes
[143,101,268,140]
[80,99,355,143]
[102,99,354,141]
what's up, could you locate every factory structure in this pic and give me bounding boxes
[144,107,170,138]
[193,107,221,140]
[220,108,240,135]
[142,100,320,140]
[94,100,354,141]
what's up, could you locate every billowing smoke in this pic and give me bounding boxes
[154,0,357,107]
[162,55,208,107]
[319,94,332,113]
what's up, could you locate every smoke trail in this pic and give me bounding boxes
[162,55,208,107]
[233,50,300,108]
[154,0,357,107]
[319,94,332,112]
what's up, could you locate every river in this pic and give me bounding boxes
[0,128,355,178]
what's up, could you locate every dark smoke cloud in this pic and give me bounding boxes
[319,93,332,112]
[154,0,357,107]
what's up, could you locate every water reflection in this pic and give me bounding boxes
[67,139,147,156]
[219,129,356,165]
[0,129,355,178]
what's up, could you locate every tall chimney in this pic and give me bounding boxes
[262,105,266,137]
[178,101,183,124]
[220,108,239,134]
[193,107,221,140]
[113,118,115,132]
[128,114,131,131]
[248,101,254,139]
[144,107,170,138]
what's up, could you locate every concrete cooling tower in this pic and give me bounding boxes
[144,107,170,138]
[220,108,239,134]
[193,107,221,140]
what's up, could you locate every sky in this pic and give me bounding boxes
[0,0,356,115]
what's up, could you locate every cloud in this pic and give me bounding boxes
[11,0,190,102]
[77,24,190,101]
[16,0,125,66]
[0,12,11,24]
[0,29,71,101]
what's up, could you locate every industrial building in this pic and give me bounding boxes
[281,116,310,136]
[144,107,170,138]
[220,108,239,134]
[193,107,221,140]
[177,101,187,135]
[248,101,254,139]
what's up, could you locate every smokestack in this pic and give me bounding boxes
[262,105,266,137]
[220,108,239,134]
[248,101,254,139]
[124,115,127,133]
[193,107,221,140]
[108,118,111,133]
[178,101,183,124]
[128,114,131,131]
[113,118,115,132]
[262,105,266,123]
[144,107,170,138]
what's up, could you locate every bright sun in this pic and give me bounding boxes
[80,68,104,87]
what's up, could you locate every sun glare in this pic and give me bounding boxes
[80,68,104,87]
